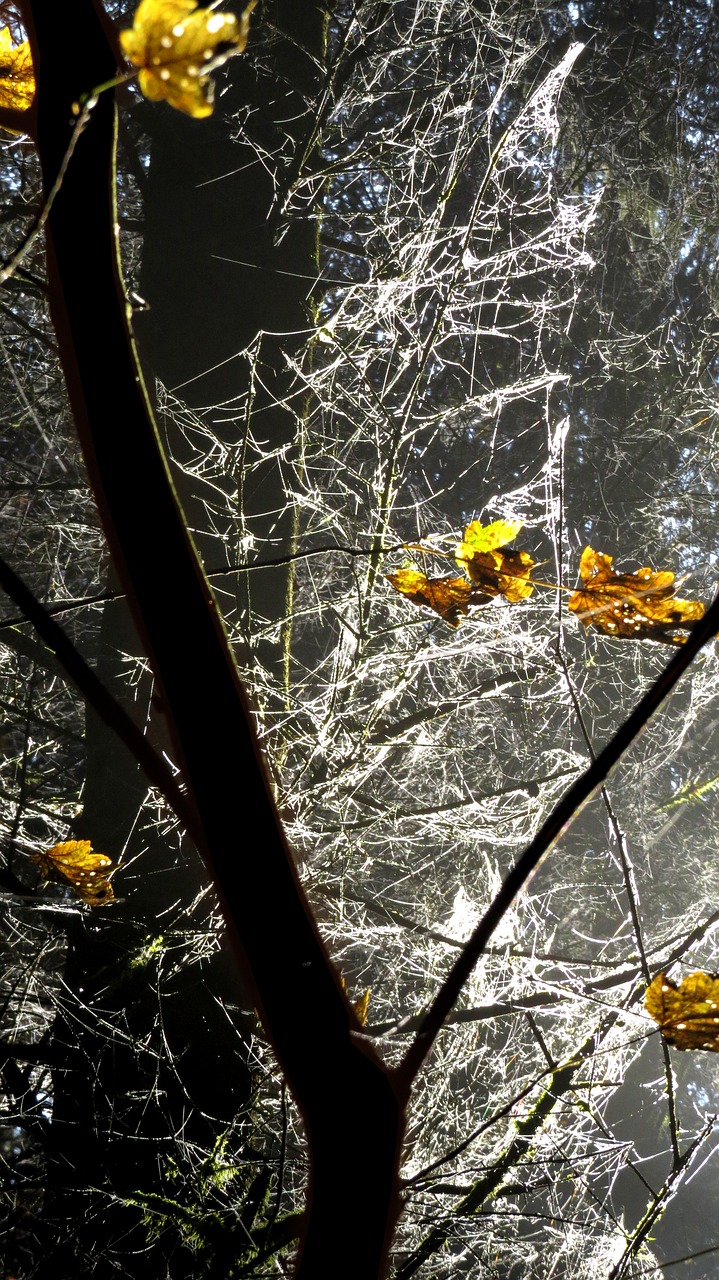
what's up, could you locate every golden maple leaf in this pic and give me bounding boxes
[338,972,371,1026]
[33,839,115,907]
[568,547,704,643]
[120,0,254,118]
[353,987,371,1027]
[0,26,35,116]
[456,518,535,602]
[386,569,482,628]
[645,971,719,1051]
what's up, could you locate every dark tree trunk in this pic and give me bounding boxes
[22,3,405,1278]
[36,9,331,1270]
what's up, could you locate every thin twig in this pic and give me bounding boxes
[0,98,95,287]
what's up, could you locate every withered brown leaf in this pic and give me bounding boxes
[568,547,704,643]
[386,569,481,628]
[645,971,719,1051]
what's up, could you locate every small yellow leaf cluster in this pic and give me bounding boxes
[387,518,536,628]
[33,839,115,907]
[645,971,719,1052]
[120,0,255,118]
[0,26,35,116]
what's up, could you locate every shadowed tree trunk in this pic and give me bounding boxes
[35,7,331,1272]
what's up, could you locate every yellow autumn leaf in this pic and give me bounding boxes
[120,0,254,118]
[353,988,371,1027]
[456,519,535,602]
[33,839,115,907]
[645,971,719,1051]
[568,547,704,643]
[0,26,35,116]
[386,569,481,628]
[338,972,371,1025]
[457,518,524,558]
